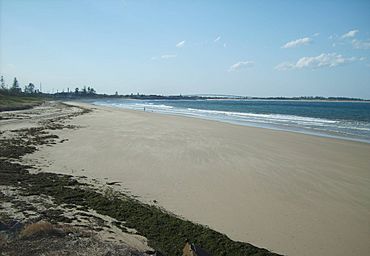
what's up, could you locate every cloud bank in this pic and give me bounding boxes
[275,53,361,70]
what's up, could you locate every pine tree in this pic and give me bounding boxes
[10,77,21,93]
[0,76,6,90]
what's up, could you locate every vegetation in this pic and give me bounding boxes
[0,75,46,111]
[10,77,22,94]
[1,76,40,95]
[20,221,60,239]
[0,94,45,112]
[0,104,280,256]
[1,220,147,256]
[0,75,100,113]
[0,75,97,99]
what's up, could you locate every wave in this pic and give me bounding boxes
[94,100,370,143]
[185,108,337,125]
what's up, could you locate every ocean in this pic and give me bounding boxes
[93,98,370,143]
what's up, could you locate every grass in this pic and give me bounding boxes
[0,222,145,256]
[20,221,63,239]
[0,103,281,256]
[0,94,45,112]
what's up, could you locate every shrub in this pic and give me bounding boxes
[20,221,63,238]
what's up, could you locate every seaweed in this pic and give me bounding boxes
[0,104,281,256]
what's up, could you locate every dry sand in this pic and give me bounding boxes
[26,102,370,256]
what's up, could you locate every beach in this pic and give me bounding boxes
[22,102,370,256]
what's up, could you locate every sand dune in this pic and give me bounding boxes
[26,102,370,256]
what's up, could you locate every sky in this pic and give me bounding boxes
[1,0,370,98]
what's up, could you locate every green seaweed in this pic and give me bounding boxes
[0,104,281,256]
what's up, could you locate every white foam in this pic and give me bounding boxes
[94,100,370,143]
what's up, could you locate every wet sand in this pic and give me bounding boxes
[26,102,370,256]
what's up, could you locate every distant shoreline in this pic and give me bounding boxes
[202,98,370,103]
[52,93,370,102]
[2,90,369,103]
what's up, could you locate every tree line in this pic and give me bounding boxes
[0,76,39,95]
[0,76,97,97]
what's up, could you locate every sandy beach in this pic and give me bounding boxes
[24,102,370,256]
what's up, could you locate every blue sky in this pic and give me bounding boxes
[1,0,370,97]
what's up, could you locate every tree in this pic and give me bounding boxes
[10,77,21,94]
[0,76,6,90]
[87,86,96,94]
[24,83,35,94]
[75,87,79,94]
[82,86,87,94]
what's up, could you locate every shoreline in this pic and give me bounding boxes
[92,101,370,145]
[24,101,370,256]
[0,101,280,255]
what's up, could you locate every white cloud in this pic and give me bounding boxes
[176,40,185,48]
[295,54,348,68]
[223,43,227,48]
[352,39,370,49]
[214,36,221,42]
[282,37,312,48]
[332,29,370,49]
[161,54,177,59]
[151,54,177,60]
[228,61,254,72]
[341,29,359,39]
[275,53,362,70]
[313,32,320,37]
[274,62,295,71]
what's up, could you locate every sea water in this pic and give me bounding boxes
[93,99,370,143]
